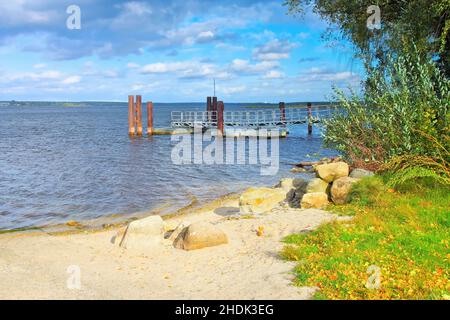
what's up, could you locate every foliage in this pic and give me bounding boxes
[322,46,450,172]
[381,131,450,188]
[281,177,450,300]
[285,0,450,76]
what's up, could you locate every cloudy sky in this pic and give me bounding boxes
[0,0,363,102]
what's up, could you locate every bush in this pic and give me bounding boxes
[323,45,450,177]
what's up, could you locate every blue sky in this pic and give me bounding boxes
[0,0,364,102]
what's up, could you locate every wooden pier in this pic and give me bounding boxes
[128,95,337,137]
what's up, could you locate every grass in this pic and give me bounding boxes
[281,176,450,300]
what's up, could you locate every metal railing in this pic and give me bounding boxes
[170,107,338,128]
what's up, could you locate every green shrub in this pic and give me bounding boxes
[348,176,386,207]
[323,45,449,173]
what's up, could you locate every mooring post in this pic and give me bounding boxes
[212,96,218,122]
[136,95,143,136]
[307,102,313,135]
[279,102,286,125]
[147,102,153,136]
[207,96,212,121]
[217,101,224,135]
[128,95,136,136]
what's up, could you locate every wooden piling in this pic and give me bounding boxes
[279,102,286,124]
[212,97,218,122]
[207,96,212,121]
[147,102,153,136]
[217,101,224,135]
[307,102,312,135]
[136,95,143,136]
[128,95,136,136]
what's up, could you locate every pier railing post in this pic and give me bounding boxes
[307,102,313,135]
[147,102,153,136]
[218,101,224,135]
[128,95,136,136]
[136,95,143,136]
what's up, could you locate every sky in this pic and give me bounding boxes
[0,0,364,102]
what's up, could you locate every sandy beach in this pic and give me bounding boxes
[0,195,349,300]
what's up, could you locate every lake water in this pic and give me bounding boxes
[0,102,337,230]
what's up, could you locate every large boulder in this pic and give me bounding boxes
[118,215,164,250]
[301,192,329,209]
[349,168,374,179]
[306,178,330,194]
[331,177,359,204]
[173,222,228,251]
[275,178,294,192]
[316,162,349,183]
[286,178,308,208]
[239,187,287,214]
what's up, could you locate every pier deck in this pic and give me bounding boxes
[170,108,337,129]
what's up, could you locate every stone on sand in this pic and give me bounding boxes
[316,162,349,183]
[173,222,228,251]
[331,177,359,204]
[118,215,164,250]
[306,178,329,193]
[300,192,329,209]
[239,187,286,214]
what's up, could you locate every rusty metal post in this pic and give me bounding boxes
[128,95,135,136]
[212,96,218,122]
[307,102,313,135]
[207,96,212,121]
[147,102,153,136]
[217,101,224,135]
[136,95,143,136]
[279,102,286,125]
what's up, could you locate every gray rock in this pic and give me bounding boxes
[286,178,308,208]
[349,168,374,179]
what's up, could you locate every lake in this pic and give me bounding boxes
[0,102,337,230]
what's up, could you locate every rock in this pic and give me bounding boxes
[291,167,307,173]
[275,178,294,192]
[168,221,190,241]
[316,162,349,183]
[66,220,82,227]
[300,192,329,209]
[306,178,330,194]
[331,177,359,204]
[173,222,228,251]
[119,215,164,250]
[349,168,374,179]
[286,178,308,208]
[239,187,287,214]
[163,220,179,233]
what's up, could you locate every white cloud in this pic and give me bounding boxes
[253,39,298,61]
[229,59,279,74]
[62,76,81,85]
[263,70,284,79]
[221,85,246,95]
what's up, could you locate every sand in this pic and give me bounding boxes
[0,197,348,300]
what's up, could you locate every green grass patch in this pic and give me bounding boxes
[281,177,450,300]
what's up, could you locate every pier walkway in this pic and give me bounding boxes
[170,107,337,129]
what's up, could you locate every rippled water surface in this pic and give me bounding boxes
[0,102,337,229]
